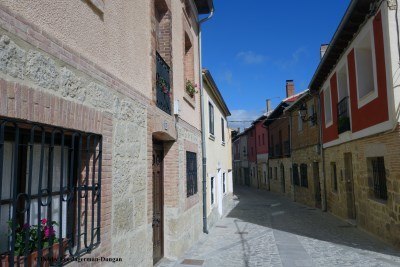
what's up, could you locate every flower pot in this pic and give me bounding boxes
[1,239,68,267]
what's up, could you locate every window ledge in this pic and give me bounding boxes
[209,134,215,141]
[221,141,225,146]
[368,197,388,205]
[184,93,196,108]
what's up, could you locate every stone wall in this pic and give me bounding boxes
[269,158,292,199]
[324,128,400,248]
[0,1,206,265]
[291,146,323,208]
[0,24,154,264]
[163,119,203,258]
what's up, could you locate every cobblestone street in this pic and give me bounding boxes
[159,186,400,267]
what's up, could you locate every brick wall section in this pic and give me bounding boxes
[290,96,323,208]
[0,79,113,259]
[324,127,400,248]
[0,3,150,107]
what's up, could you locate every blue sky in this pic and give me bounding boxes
[201,0,351,130]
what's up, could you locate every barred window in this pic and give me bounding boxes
[368,157,387,201]
[0,118,102,266]
[293,164,300,186]
[331,162,338,192]
[186,152,197,197]
[300,164,308,188]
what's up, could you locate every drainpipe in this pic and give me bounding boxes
[317,94,327,212]
[198,6,214,234]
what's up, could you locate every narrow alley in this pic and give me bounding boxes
[161,186,400,267]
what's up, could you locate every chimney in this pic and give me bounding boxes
[286,80,295,98]
[320,44,329,59]
[266,99,271,113]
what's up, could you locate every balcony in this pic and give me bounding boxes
[284,140,290,156]
[337,96,351,134]
[275,144,282,157]
[268,146,274,157]
[156,52,172,115]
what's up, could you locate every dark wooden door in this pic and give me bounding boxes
[313,162,322,209]
[152,144,164,264]
[280,164,285,193]
[344,153,356,219]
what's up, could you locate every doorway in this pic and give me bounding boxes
[344,153,356,219]
[280,163,285,193]
[152,143,164,264]
[313,162,322,209]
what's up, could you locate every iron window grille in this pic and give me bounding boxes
[209,103,214,136]
[337,96,351,134]
[370,157,388,200]
[292,164,300,186]
[156,52,172,115]
[186,152,197,197]
[0,117,102,266]
[300,164,308,188]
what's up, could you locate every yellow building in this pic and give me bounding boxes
[202,69,233,229]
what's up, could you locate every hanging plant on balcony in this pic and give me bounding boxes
[185,80,198,98]
[157,76,172,98]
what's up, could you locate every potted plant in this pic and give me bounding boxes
[185,80,198,98]
[1,219,68,267]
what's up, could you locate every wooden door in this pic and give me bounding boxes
[152,144,164,264]
[344,153,356,219]
[280,164,285,193]
[313,162,322,209]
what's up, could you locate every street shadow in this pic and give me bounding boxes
[226,185,400,258]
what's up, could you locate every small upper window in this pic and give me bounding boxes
[209,102,214,135]
[221,118,225,143]
[355,31,376,101]
[298,112,303,132]
[324,86,332,126]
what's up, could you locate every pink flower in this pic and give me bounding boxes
[44,226,55,238]
[41,218,47,225]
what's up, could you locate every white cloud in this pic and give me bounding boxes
[222,70,233,84]
[228,109,264,132]
[275,47,308,69]
[236,51,266,65]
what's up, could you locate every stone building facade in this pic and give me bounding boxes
[286,91,323,209]
[0,0,213,265]
[265,81,299,198]
[309,1,400,248]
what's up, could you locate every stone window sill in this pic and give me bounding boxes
[221,141,225,146]
[184,93,196,108]
[209,134,215,141]
[368,197,388,205]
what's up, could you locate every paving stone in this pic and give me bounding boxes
[164,186,400,267]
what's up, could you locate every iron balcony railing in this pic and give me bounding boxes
[283,140,290,156]
[268,147,274,157]
[275,144,282,157]
[337,96,351,134]
[0,118,102,266]
[156,52,172,115]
